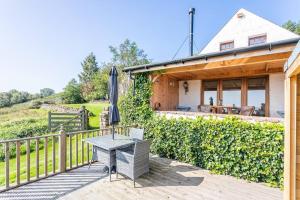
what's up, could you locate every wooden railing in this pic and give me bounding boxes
[0,125,130,192]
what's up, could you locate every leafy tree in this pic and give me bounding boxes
[62,79,84,104]
[109,39,151,94]
[78,52,99,101]
[9,90,30,104]
[89,63,111,100]
[0,92,11,108]
[109,39,150,70]
[40,88,55,98]
[282,20,300,35]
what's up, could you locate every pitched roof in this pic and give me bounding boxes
[200,8,299,54]
[124,38,300,73]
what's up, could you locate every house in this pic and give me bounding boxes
[124,8,300,118]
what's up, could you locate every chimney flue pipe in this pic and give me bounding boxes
[189,8,195,56]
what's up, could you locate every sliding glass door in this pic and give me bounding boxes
[201,76,268,116]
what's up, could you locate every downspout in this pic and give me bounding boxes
[129,71,136,96]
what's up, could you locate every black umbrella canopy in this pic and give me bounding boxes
[108,66,120,139]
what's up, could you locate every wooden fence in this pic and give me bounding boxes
[0,125,130,192]
[48,106,89,132]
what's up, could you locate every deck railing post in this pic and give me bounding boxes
[59,125,66,172]
[48,111,51,132]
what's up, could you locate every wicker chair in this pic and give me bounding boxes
[198,105,212,113]
[116,140,150,187]
[129,128,144,140]
[240,106,255,116]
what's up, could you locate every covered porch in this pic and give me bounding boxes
[147,41,296,119]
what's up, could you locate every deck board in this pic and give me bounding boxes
[0,156,282,200]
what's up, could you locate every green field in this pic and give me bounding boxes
[0,101,108,186]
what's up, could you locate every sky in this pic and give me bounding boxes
[0,0,299,93]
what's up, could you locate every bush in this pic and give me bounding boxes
[119,73,153,126]
[0,118,48,161]
[144,116,284,187]
[29,100,42,109]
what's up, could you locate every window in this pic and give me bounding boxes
[203,80,218,106]
[201,77,268,116]
[249,34,267,46]
[247,78,266,116]
[222,79,242,107]
[220,41,234,51]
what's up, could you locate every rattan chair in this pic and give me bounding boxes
[240,106,255,116]
[198,105,212,113]
[129,128,144,140]
[116,140,150,187]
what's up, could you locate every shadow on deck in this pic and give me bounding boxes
[0,156,282,200]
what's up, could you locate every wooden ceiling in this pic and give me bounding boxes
[159,52,289,80]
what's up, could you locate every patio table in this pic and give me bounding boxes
[211,105,240,114]
[84,134,135,181]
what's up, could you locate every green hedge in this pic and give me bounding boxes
[144,116,284,187]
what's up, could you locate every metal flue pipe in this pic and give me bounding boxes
[189,8,195,56]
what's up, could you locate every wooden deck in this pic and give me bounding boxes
[0,156,282,200]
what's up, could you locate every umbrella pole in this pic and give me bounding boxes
[112,125,115,140]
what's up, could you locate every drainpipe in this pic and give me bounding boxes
[129,71,136,96]
[189,8,195,56]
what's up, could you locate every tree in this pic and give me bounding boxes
[90,63,111,100]
[109,39,150,70]
[40,88,55,98]
[78,52,99,83]
[109,39,151,94]
[78,52,99,101]
[62,79,84,104]
[9,90,29,104]
[282,20,300,35]
[0,92,11,108]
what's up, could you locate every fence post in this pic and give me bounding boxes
[48,111,51,132]
[80,106,86,130]
[86,110,89,130]
[59,124,66,172]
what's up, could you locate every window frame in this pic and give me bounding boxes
[220,40,234,51]
[248,34,267,46]
[201,76,269,116]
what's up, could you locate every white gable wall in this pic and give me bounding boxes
[200,8,299,54]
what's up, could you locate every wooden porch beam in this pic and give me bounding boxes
[164,53,289,75]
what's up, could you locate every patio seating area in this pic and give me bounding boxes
[0,156,282,200]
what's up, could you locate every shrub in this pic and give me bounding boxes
[29,100,42,109]
[119,73,153,126]
[144,116,284,187]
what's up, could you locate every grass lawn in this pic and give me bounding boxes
[63,102,109,129]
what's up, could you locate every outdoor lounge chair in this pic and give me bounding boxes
[116,140,150,187]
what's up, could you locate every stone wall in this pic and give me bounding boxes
[155,111,284,124]
[40,104,81,113]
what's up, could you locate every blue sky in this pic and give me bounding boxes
[0,0,299,93]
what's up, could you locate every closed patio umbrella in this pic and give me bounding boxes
[109,66,120,140]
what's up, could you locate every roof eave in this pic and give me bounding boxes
[123,37,300,73]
